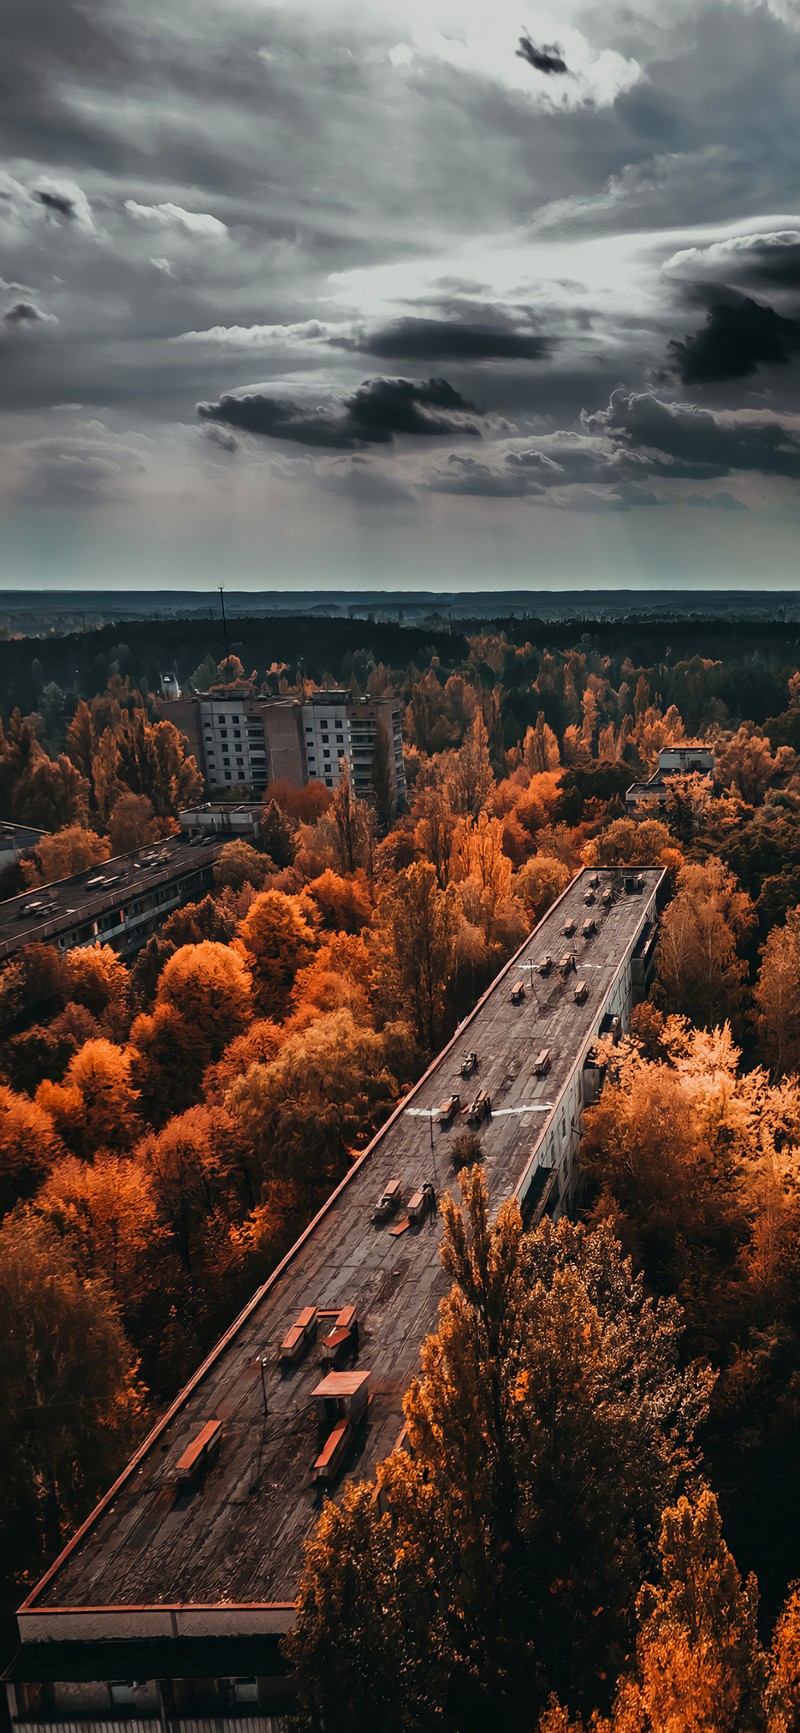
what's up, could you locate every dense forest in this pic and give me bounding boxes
[3,616,800,1727]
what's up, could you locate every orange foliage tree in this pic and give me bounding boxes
[22,825,110,887]
[227,1008,406,1187]
[131,941,253,1117]
[0,1085,65,1216]
[236,890,317,1016]
[0,1210,142,1580]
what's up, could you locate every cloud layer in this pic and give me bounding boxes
[2,0,800,587]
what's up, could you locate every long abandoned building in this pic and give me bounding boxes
[0,835,225,964]
[5,865,667,1733]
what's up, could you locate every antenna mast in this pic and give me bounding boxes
[218,585,230,666]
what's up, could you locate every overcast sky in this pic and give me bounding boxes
[2,0,800,592]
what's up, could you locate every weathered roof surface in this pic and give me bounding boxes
[25,868,663,1617]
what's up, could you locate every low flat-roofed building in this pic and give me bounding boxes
[0,821,48,872]
[626,743,716,817]
[657,743,715,774]
[178,803,264,842]
[0,835,225,964]
[5,866,667,1730]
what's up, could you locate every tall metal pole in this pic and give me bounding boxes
[219,585,230,667]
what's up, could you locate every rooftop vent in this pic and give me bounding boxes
[175,1419,222,1488]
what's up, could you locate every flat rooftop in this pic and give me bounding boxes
[0,836,223,961]
[24,868,664,1621]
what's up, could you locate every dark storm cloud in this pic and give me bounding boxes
[336,316,552,363]
[516,35,569,75]
[664,231,800,295]
[585,390,800,479]
[198,377,484,447]
[3,300,50,326]
[666,294,800,383]
[35,188,78,219]
[734,240,800,292]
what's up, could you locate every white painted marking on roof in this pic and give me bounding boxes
[490,1104,554,1116]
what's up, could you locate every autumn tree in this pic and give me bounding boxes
[236,890,317,1017]
[264,777,331,823]
[0,1211,142,1586]
[228,1008,405,1188]
[289,1178,710,1731]
[328,762,374,875]
[522,713,561,774]
[95,707,202,820]
[259,798,295,867]
[22,825,110,887]
[0,709,42,814]
[0,943,70,1041]
[370,719,397,829]
[515,855,571,925]
[292,931,378,1023]
[655,858,755,1027]
[14,754,90,832]
[137,1103,252,1276]
[584,1490,768,1733]
[754,907,800,1076]
[716,725,795,805]
[161,894,236,948]
[157,939,253,1033]
[4,1004,100,1096]
[767,1586,800,1733]
[55,1039,142,1156]
[412,785,457,889]
[202,1019,286,1103]
[446,710,494,819]
[0,1086,65,1216]
[305,869,372,933]
[581,1019,761,1303]
[35,1155,174,1384]
[584,817,679,870]
[107,791,162,854]
[131,941,253,1117]
[65,698,99,790]
[64,943,131,1028]
[214,839,274,892]
[378,861,461,1052]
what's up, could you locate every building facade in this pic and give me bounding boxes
[5,867,666,1733]
[169,689,406,811]
[168,693,306,794]
[301,691,405,804]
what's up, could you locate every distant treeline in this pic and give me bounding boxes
[3,612,800,729]
[0,616,468,715]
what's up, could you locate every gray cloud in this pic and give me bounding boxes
[198,376,485,447]
[200,422,239,454]
[12,428,148,505]
[36,188,76,219]
[665,293,800,383]
[516,36,569,76]
[3,300,55,327]
[584,389,800,478]
[664,229,800,293]
[336,315,553,363]
[2,0,800,584]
